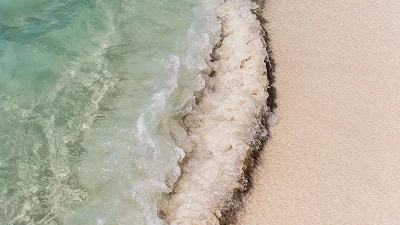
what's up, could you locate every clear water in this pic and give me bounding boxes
[0,0,221,224]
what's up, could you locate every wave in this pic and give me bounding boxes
[159,0,272,224]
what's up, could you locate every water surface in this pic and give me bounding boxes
[0,0,220,224]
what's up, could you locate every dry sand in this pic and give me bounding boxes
[238,0,400,224]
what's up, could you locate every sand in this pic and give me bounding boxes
[237,0,400,224]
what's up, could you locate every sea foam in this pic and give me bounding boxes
[160,0,271,224]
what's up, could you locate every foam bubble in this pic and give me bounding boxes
[161,0,270,223]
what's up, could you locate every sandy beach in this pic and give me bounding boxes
[3,0,400,223]
[238,0,400,224]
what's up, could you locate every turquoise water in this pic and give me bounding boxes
[0,0,220,224]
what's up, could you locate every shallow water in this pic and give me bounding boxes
[0,0,221,224]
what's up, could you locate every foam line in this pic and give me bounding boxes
[160,0,272,223]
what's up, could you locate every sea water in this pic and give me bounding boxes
[0,0,221,224]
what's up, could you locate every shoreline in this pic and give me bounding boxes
[218,2,277,224]
[160,0,275,224]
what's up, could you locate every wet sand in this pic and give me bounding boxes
[238,0,400,224]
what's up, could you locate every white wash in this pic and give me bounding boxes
[161,0,271,223]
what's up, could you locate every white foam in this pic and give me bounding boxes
[160,0,269,224]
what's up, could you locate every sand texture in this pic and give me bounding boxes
[238,0,400,224]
